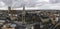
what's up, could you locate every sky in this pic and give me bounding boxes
[38,0,49,2]
[0,0,50,7]
[0,0,60,9]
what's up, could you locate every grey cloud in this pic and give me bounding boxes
[0,0,60,9]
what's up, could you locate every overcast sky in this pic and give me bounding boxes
[0,0,50,7]
[0,0,60,9]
